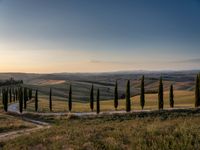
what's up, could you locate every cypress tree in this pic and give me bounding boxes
[114,80,118,110]
[49,88,52,111]
[29,89,32,100]
[140,75,145,109]
[96,89,100,114]
[195,74,200,107]
[2,90,4,110]
[169,84,174,108]
[158,77,164,110]
[2,89,5,106]
[15,89,18,101]
[19,87,23,113]
[35,90,38,112]
[126,80,131,112]
[199,73,200,104]
[9,88,12,103]
[6,89,8,111]
[68,84,72,112]
[13,89,15,102]
[24,88,27,109]
[90,84,94,111]
[3,89,8,112]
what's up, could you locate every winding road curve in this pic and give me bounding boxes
[0,103,50,142]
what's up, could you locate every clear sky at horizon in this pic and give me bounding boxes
[0,0,200,73]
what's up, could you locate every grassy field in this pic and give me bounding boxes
[0,113,35,134]
[1,109,200,149]
[26,90,195,113]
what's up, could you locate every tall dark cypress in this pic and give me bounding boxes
[169,84,174,108]
[9,88,12,103]
[158,77,164,110]
[3,89,8,112]
[15,89,18,101]
[199,73,200,104]
[140,75,145,109]
[195,74,200,107]
[126,80,131,112]
[2,89,5,106]
[2,90,4,110]
[13,89,16,102]
[19,87,23,113]
[68,84,72,112]
[96,89,100,114]
[114,80,118,110]
[49,88,52,111]
[24,88,27,109]
[29,89,32,100]
[35,90,38,112]
[90,84,94,111]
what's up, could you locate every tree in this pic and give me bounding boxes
[35,90,38,112]
[96,89,100,114]
[90,84,94,111]
[13,89,16,102]
[19,87,23,113]
[195,74,200,107]
[3,89,8,112]
[29,88,32,100]
[24,88,28,109]
[114,80,118,110]
[49,88,52,111]
[126,80,131,112]
[140,75,145,109]
[169,84,174,108]
[9,88,12,103]
[1,89,4,106]
[68,84,72,112]
[15,88,18,101]
[158,77,164,110]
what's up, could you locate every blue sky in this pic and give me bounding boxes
[0,0,200,72]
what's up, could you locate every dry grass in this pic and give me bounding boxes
[1,110,200,150]
[0,113,35,134]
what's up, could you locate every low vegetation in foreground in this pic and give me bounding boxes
[0,113,35,134]
[1,109,200,150]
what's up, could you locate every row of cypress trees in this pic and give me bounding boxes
[18,87,33,113]
[2,74,200,114]
[2,87,19,112]
[46,84,101,114]
[121,76,174,112]
[46,76,175,113]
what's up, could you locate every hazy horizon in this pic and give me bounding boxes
[1,0,200,73]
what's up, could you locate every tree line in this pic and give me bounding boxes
[1,87,32,113]
[0,78,23,87]
[1,74,200,114]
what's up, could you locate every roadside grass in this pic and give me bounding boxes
[26,90,194,113]
[1,109,200,150]
[0,113,35,134]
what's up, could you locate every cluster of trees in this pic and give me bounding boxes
[1,87,33,113]
[0,78,23,86]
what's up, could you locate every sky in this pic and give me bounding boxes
[0,0,200,73]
